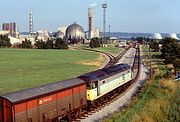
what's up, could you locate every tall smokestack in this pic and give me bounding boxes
[13,22,16,33]
[2,23,6,30]
[29,11,33,35]
[88,7,94,39]
[6,23,9,31]
[10,23,13,34]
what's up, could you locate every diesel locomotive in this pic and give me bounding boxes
[0,63,132,122]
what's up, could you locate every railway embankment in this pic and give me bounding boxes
[102,45,179,122]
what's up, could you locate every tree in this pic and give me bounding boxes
[21,38,32,48]
[35,39,45,49]
[44,38,53,49]
[149,41,160,52]
[55,38,68,49]
[89,37,100,48]
[0,35,11,47]
[161,37,180,69]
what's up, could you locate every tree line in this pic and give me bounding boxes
[161,37,180,69]
[0,35,11,47]
[135,36,180,69]
[14,38,68,49]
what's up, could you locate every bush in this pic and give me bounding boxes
[21,38,32,48]
[35,39,45,49]
[0,35,12,47]
[55,38,68,49]
[44,39,53,49]
[89,37,100,48]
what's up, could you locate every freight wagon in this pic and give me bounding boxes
[0,63,133,122]
[0,78,86,122]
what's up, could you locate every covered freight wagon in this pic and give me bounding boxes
[0,78,86,122]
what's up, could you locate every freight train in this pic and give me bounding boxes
[0,63,133,122]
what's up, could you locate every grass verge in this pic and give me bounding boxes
[102,45,179,122]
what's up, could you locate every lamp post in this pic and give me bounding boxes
[102,3,107,46]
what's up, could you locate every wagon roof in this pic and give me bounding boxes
[1,78,85,103]
[78,63,130,82]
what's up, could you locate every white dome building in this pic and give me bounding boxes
[153,33,162,40]
[65,23,85,44]
[169,33,178,40]
[55,31,64,39]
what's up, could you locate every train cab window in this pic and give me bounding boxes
[92,81,98,89]
[103,81,105,84]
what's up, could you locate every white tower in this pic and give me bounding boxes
[88,7,94,39]
[29,11,33,35]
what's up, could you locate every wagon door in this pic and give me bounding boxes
[27,100,38,122]
[73,87,80,109]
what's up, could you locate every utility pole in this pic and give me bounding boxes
[109,25,111,43]
[102,3,107,46]
[149,42,152,79]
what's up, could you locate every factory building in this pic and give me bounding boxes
[1,22,17,37]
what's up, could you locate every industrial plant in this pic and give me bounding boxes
[0,3,179,47]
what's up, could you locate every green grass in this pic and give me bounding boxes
[0,48,99,95]
[78,44,123,56]
[102,44,180,122]
[95,46,123,55]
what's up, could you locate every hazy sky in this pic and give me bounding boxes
[1,0,179,33]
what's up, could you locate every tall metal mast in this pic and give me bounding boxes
[102,3,107,45]
[29,11,33,35]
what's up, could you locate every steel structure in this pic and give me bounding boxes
[102,3,107,44]
[29,11,33,35]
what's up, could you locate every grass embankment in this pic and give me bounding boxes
[78,44,123,56]
[103,45,179,122]
[96,46,123,56]
[0,48,102,95]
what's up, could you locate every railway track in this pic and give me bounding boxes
[70,46,141,122]
[82,47,130,68]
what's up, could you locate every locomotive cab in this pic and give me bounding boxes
[86,81,98,101]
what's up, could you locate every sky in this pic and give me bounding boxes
[0,0,180,33]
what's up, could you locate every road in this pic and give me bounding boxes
[80,48,148,122]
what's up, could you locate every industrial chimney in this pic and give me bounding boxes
[29,11,33,35]
[88,7,94,39]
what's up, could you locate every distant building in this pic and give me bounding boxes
[169,33,178,40]
[36,30,49,41]
[153,33,162,40]
[54,30,64,39]
[58,27,67,35]
[0,30,9,35]
[1,22,17,37]
[65,23,85,44]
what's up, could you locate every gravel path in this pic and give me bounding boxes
[80,48,148,122]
